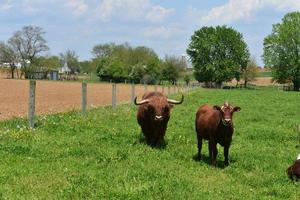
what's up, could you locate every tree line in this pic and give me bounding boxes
[0,27,188,84]
[0,11,299,90]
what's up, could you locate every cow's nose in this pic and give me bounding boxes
[224,118,231,123]
[155,115,163,121]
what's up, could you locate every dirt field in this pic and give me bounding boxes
[0,78,178,121]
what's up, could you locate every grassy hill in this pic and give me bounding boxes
[0,88,299,199]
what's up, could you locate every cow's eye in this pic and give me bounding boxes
[164,106,169,113]
[148,106,154,112]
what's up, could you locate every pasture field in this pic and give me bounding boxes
[0,88,299,199]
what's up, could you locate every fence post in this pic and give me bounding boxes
[162,85,165,94]
[298,125,300,145]
[168,85,170,95]
[144,83,148,93]
[82,82,87,114]
[131,83,135,105]
[154,85,158,92]
[28,80,36,128]
[112,83,117,109]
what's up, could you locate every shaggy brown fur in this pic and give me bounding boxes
[135,92,183,147]
[195,102,241,166]
[287,159,300,181]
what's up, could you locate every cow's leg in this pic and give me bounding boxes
[224,145,230,166]
[209,140,218,166]
[197,135,202,160]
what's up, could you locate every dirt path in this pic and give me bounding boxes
[0,79,176,121]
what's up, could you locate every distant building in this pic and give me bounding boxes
[59,62,71,74]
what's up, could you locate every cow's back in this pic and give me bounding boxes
[196,104,220,139]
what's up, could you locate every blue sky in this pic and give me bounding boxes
[1,0,300,66]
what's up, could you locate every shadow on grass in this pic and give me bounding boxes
[133,134,167,150]
[192,154,236,169]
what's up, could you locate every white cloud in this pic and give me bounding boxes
[66,0,88,16]
[262,0,300,11]
[189,0,300,25]
[146,6,174,23]
[200,0,261,25]
[143,25,184,39]
[0,0,13,11]
[96,0,173,23]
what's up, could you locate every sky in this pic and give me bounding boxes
[0,0,300,66]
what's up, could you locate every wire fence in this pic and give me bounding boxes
[27,80,201,128]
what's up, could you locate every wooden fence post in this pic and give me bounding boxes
[112,83,117,109]
[131,83,135,105]
[298,125,300,145]
[144,84,148,93]
[168,85,170,95]
[28,80,36,128]
[82,82,87,114]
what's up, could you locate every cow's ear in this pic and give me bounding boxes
[213,105,221,111]
[233,106,241,112]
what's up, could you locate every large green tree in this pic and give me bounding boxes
[263,12,300,91]
[187,26,249,87]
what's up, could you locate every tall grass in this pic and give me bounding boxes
[0,88,299,199]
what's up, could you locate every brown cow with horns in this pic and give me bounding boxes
[134,92,184,146]
[195,102,241,166]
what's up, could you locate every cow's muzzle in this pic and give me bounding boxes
[154,115,163,121]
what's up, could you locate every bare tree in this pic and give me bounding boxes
[242,57,258,88]
[59,50,80,74]
[0,42,19,78]
[8,26,49,78]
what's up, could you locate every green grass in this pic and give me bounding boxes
[0,88,299,199]
[257,71,272,77]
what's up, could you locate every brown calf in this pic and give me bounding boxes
[287,154,300,181]
[195,102,241,166]
[135,92,183,147]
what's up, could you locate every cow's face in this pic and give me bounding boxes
[134,94,184,123]
[214,102,241,126]
[146,100,171,122]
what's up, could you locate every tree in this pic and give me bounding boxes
[242,57,258,88]
[263,12,300,91]
[187,26,249,87]
[59,50,80,74]
[92,43,116,58]
[92,42,163,83]
[79,60,94,74]
[162,55,186,84]
[8,25,49,78]
[0,42,19,78]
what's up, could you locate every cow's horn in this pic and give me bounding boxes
[167,94,184,104]
[134,97,149,105]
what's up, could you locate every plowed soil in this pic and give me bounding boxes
[0,79,177,121]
